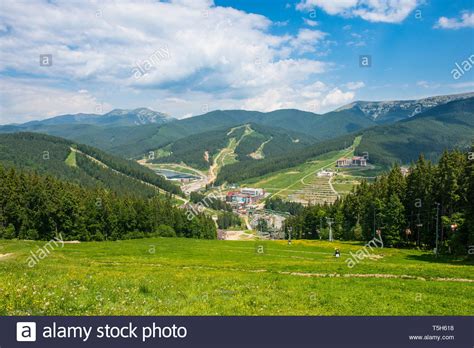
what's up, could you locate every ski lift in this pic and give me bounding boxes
[415,213,423,228]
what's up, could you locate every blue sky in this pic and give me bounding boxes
[0,0,473,123]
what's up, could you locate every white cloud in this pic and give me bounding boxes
[242,82,355,113]
[274,20,290,27]
[435,11,474,29]
[346,32,367,46]
[322,88,354,107]
[448,81,474,89]
[290,29,328,54]
[0,79,111,124]
[345,81,365,90]
[0,0,339,121]
[297,0,358,15]
[416,80,440,89]
[303,18,319,26]
[296,0,420,23]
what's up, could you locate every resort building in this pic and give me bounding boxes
[336,156,367,167]
[226,188,265,207]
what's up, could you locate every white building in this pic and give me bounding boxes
[317,169,335,177]
[240,188,264,197]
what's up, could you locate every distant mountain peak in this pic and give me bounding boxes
[104,107,172,124]
[12,107,174,128]
[336,92,474,123]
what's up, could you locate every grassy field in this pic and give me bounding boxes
[241,135,363,197]
[0,238,472,316]
[64,149,77,167]
[240,136,388,203]
[243,151,343,193]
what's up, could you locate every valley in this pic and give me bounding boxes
[0,93,472,316]
[100,98,471,253]
[1,0,473,325]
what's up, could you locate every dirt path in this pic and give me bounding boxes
[208,124,253,186]
[249,136,272,160]
[242,215,252,230]
[93,259,474,283]
[220,230,255,241]
[328,176,339,196]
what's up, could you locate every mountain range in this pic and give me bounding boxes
[216,97,474,184]
[337,92,474,123]
[0,92,472,185]
[2,92,472,159]
[8,107,172,128]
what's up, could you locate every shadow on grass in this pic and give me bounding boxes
[405,253,474,266]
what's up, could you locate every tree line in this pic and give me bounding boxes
[265,197,304,215]
[284,148,474,255]
[74,141,183,196]
[217,211,242,229]
[189,192,233,212]
[0,165,216,241]
[0,132,183,197]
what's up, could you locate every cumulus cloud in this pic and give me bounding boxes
[435,11,474,29]
[303,18,319,26]
[296,0,419,23]
[345,81,365,90]
[290,29,328,54]
[242,82,355,113]
[0,0,349,121]
[322,88,354,107]
[0,79,111,124]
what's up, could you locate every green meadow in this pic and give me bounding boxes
[0,238,472,316]
[241,135,362,196]
[243,148,354,198]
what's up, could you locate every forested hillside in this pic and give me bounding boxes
[0,133,182,197]
[234,123,315,160]
[284,148,474,255]
[215,134,357,184]
[215,98,474,184]
[356,97,474,165]
[152,123,315,170]
[89,108,371,158]
[1,93,471,164]
[152,127,247,170]
[0,165,216,241]
[0,107,375,158]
